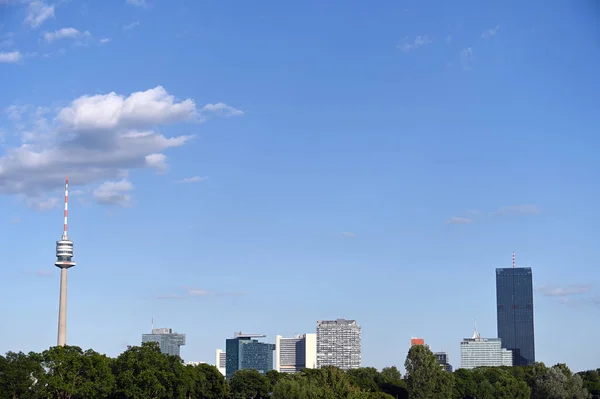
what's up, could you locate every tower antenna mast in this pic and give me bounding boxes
[55,175,76,346]
[512,252,516,268]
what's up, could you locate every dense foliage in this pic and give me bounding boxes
[0,342,597,399]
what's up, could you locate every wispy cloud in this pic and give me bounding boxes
[123,21,140,31]
[126,0,147,6]
[495,204,541,216]
[342,231,356,238]
[481,25,500,39]
[201,103,244,117]
[9,216,21,224]
[177,176,208,184]
[460,47,474,70]
[157,287,248,300]
[44,28,90,43]
[25,196,58,210]
[446,217,472,225]
[397,35,432,52]
[99,38,110,45]
[24,1,55,28]
[0,51,21,63]
[536,284,591,297]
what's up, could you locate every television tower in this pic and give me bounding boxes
[55,176,76,346]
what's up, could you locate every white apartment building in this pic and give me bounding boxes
[316,319,361,370]
[275,334,317,373]
[215,349,226,375]
[460,325,513,369]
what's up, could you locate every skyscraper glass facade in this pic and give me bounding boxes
[142,328,186,357]
[225,335,275,380]
[496,267,535,366]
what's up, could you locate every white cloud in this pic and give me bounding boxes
[93,179,133,207]
[342,231,356,238]
[24,1,55,28]
[481,25,500,39]
[0,86,241,206]
[144,153,167,172]
[44,28,90,43]
[0,51,21,63]
[123,21,140,31]
[177,176,208,183]
[99,38,110,45]
[397,35,432,52]
[460,47,474,70]
[495,204,541,216]
[126,0,147,6]
[57,85,197,130]
[536,284,590,297]
[446,216,472,225]
[25,196,59,210]
[201,103,244,117]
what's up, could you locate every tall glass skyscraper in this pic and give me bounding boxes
[496,267,535,366]
[142,328,186,357]
[225,333,275,380]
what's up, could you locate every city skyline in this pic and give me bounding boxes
[1,0,599,374]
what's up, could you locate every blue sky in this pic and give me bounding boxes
[1,0,599,373]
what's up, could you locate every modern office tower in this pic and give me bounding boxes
[215,349,226,375]
[142,328,186,357]
[411,337,425,347]
[316,319,361,370]
[460,324,513,369]
[434,352,453,372]
[496,253,536,366]
[275,334,317,373]
[55,177,76,347]
[225,332,275,379]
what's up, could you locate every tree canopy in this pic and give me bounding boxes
[0,343,595,399]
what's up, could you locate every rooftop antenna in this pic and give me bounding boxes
[152,317,154,330]
[472,319,480,339]
[512,252,516,268]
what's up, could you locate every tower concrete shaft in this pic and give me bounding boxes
[55,176,75,347]
[57,268,68,346]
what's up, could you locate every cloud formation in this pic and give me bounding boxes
[495,204,541,216]
[201,103,244,117]
[397,35,432,52]
[126,0,147,6]
[536,284,591,297]
[342,231,356,238]
[44,28,90,43]
[24,1,55,28]
[446,216,472,225]
[481,25,500,39]
[0,86,242,208]
[177,176,208,184]
[461,47,474,70]
[0,51,21,63]
[93,179,133,207]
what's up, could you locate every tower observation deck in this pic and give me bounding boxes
[55,176,75,346]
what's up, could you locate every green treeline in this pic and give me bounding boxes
[1,342,599,399]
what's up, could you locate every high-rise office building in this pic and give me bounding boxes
[142,328,186,357]
[434,352,453,372]
[316,319,361,370]
[225,332,275,379]
[215,349,226,375]
[275,334,317,373]
[460,325,512,369]
[496,254,535,366]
